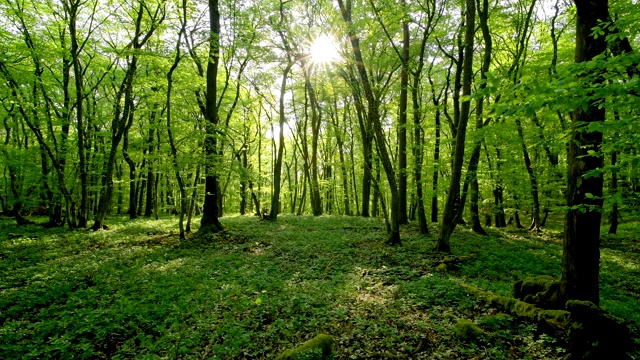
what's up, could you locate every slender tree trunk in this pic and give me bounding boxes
[344,68,372,217]
[303,70,323,216]
[608,150,618,234]
[412,73,428,234]
[431,106,441,223]
[186,165,200,232]
[397,0,410,225]
[144,108,157,217]
[560,0,608,306]
[469,0,492,236]
[66,0,88,227]
[92,1,162,230]
[338,0,400,244]
[122,114,137,219]
[166,6,187,239]
[332,103,352,216]
[269,61,293,221]
[515,118,542,231]
[436,0,475,252]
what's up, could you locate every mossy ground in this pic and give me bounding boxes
[1,214,638,359]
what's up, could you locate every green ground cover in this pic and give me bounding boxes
[1,215,638,359]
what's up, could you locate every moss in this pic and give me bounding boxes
[461,284,570,325]
[513,275,562,308]
[276,334,334,360]
[453,319,487,342]
[476,314,513,331]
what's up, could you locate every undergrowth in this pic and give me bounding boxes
[1,214,638,359]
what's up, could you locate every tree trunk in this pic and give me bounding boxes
[67,0,88,228]
[515,118,542,231]
[560,0,609,306]
[338,0,400,244]
[469,0,492,236]
[431,104,441,223]
[436,0,475,252]
[608,150,618,234]
[144,108,157,217]
[199,0,224,233]
[166,9,187,239]
[397,0,410,225]
[303,69,323,216]
[269,60,293,221]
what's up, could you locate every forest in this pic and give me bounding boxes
[1,0,639,358]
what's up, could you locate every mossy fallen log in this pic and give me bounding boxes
[512,275,562,309]
[460,284,570,332]
[461,284,633,359]
[276,334,334,360]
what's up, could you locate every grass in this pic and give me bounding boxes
[1,214,638,359]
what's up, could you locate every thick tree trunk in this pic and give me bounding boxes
[199,0,224,233]
[560,0,609,306]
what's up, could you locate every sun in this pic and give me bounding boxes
[309,34,340,65]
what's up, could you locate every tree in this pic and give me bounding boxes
[198,0,224,233]
[92,0,165,231]
[435,0,475,253]
[337,0,401,245]
[559,0,610,306]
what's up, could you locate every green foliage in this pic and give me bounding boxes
[2,215,638,358]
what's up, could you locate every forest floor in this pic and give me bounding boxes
[1,214,639,359]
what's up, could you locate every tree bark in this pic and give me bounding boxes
[269,60,293,221]
[436,0,475,252]
[397,0,410,225]
[469,0,492,236]
[560,0,609,306]
[199,0,223,233]
[66,0,88,228]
